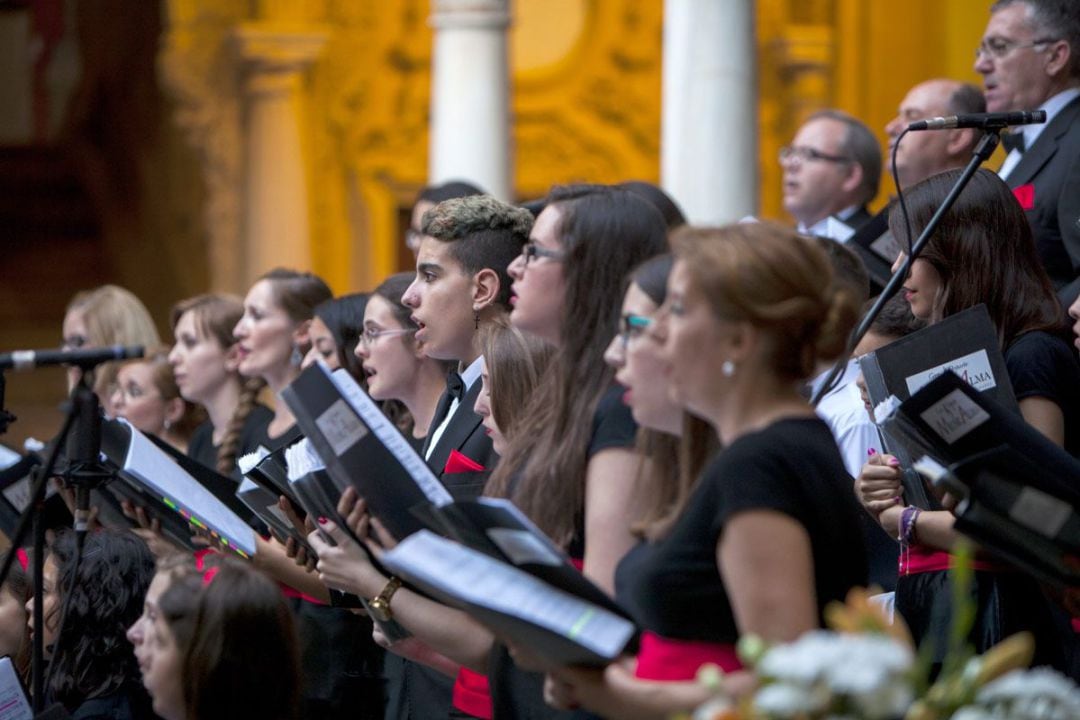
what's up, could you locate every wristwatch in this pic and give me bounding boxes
[368,576,402,622]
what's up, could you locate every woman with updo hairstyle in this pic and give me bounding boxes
[110,349,205,454]
[856,168,1079,673]
[62,285,161,412]
[169,294,273,477]
[139,558,300,720]
[546,222,869,718]
[303,293,369,380]
[232,268,333,450]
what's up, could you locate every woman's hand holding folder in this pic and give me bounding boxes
[308,516,385,598]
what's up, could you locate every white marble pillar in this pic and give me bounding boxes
[233,25,326,282]
[429,0,512,200]
[662,0,758,224]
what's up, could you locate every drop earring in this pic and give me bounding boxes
[721,360,736,377]
[474,311,480,330]
[290,346,303,366]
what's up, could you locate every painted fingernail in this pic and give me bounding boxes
[867,448,877,456]
[318,516,327,525]
[887,457,900,467]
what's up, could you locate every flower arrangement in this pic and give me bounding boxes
[685,551,1080,720]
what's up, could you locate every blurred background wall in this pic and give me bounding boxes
[0,0,992,447]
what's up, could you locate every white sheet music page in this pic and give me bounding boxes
[327,367,452,507]
[0,657,32,720]
[382,531,635,659]
[119,419,256,557]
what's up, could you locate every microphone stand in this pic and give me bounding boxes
[0,372,15,436]
[0,371,113,713]
[811,130,1002,406]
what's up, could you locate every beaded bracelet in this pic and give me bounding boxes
[899,505,921,546]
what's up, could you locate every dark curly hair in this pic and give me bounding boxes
[46,529,155,710]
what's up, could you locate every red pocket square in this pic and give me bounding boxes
[1013,184,1035,210]
[444,449,485,474]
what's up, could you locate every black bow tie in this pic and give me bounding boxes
[1001,131,1025,155]
[445,371,465,401]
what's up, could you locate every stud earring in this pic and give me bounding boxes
[721,360,736,377]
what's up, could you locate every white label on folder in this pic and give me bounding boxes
[904,349,997,396]
[919,389,990,444]
[316,399,368,456]
[487,528,563,567]
[1010,486,1071,538]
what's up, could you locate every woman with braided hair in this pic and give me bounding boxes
[168,294,273,477]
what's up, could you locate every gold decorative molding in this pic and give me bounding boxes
[513,0,662,198]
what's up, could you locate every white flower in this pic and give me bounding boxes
[949,709,994,720]
[850,679,914,720]
[977,668,1080,706]
[691,697,734,720]
[753,682,830,717]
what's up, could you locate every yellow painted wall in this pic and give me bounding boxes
[161,0,996,294]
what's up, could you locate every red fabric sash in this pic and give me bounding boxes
[452,668,493,719]
[898,543,1006,576]
[633,631,742,681]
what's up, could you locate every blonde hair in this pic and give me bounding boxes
[66,285,160,398]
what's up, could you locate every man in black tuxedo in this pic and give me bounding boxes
[402,194,532,500]
[976,0,1080,303]
[378,194,531,720]
[781,109,882,236]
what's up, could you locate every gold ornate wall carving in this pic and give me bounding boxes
[158,0,991,293]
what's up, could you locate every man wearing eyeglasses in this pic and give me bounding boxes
[780,110,882,237]
[977,0,1080,300]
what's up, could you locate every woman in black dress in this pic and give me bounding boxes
[547,222,869,718]
[855,168,1080,673]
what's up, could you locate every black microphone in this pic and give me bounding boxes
[0,345,144,371]
[907,110,1047,131]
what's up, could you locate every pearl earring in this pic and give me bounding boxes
[721,360,736,377]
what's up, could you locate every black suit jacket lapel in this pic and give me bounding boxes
[1007,96,1080,188]
[425,380,484,476]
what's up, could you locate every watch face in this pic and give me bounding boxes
[369,598,392,622]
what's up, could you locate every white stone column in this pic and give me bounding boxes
[662,0,758,224]
[429,0,512,200]
[233,25,326,282]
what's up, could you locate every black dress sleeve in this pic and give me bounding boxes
[587,384,638,457]
[1005,331,1078,407]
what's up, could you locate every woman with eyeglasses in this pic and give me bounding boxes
[355,273,452,450]
[308,185,667,720]
[545,222,869,719]
[62,285,161,414]
[599,254,719,634]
